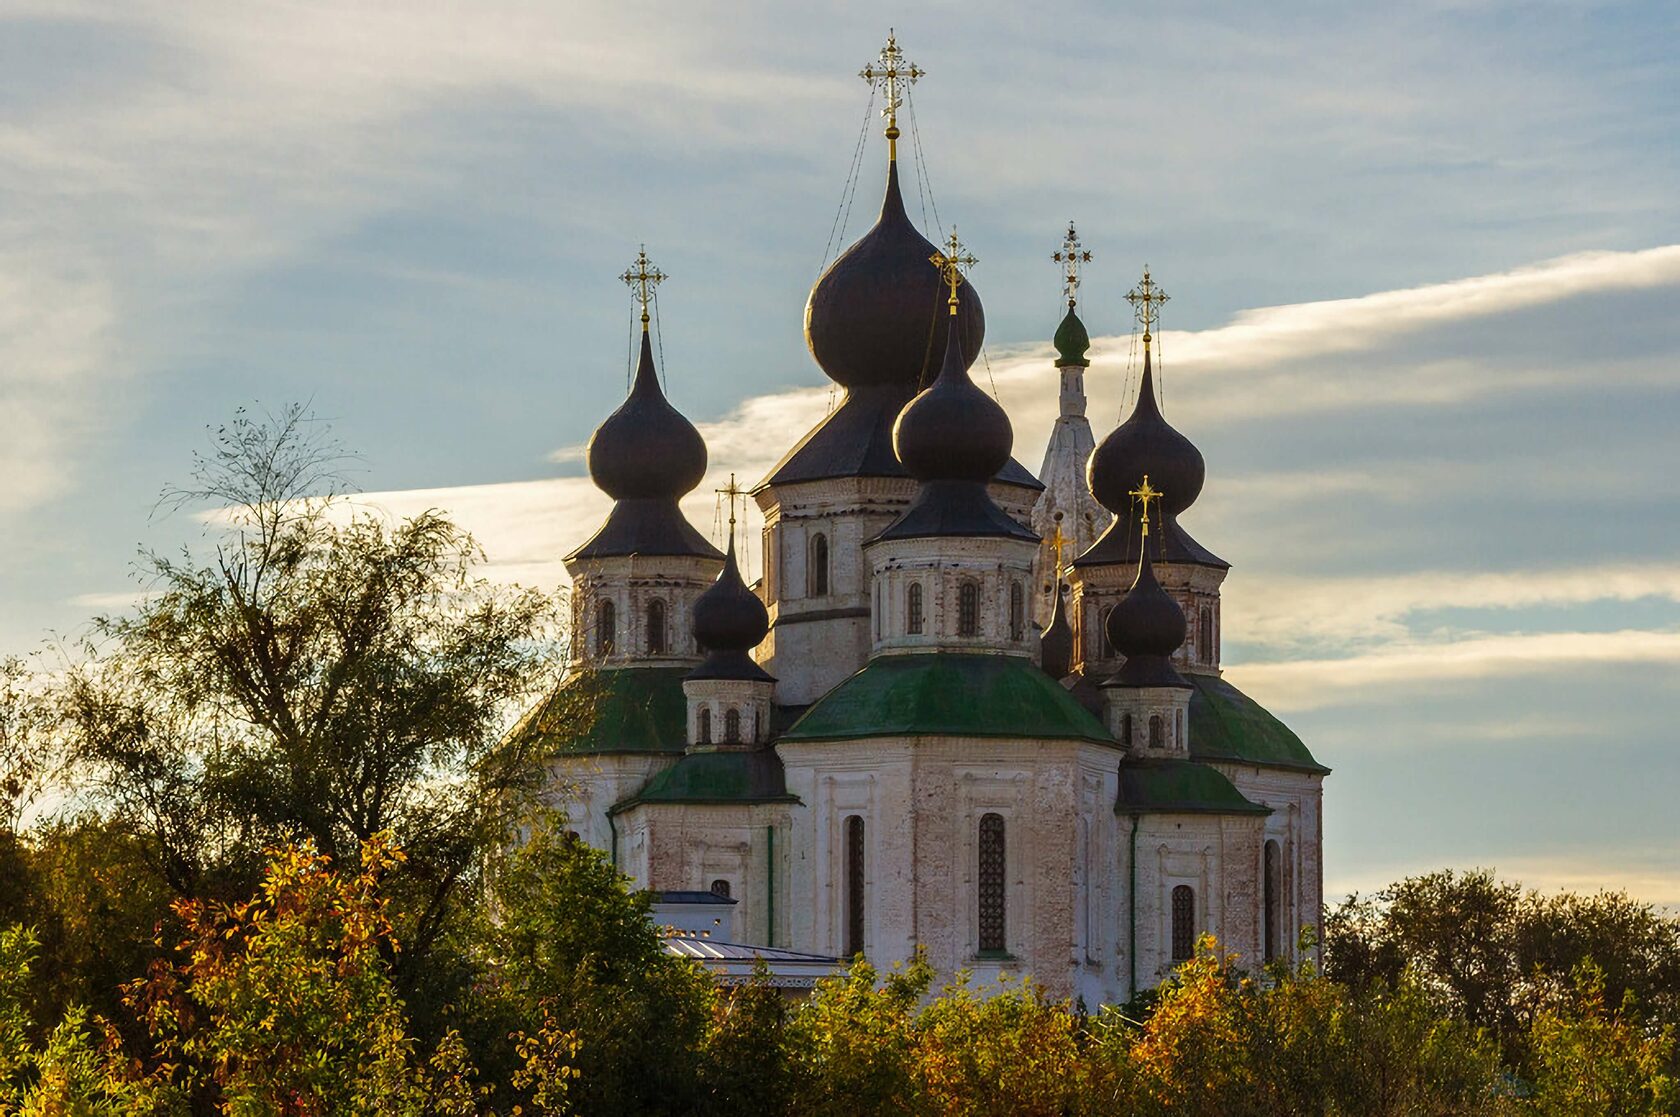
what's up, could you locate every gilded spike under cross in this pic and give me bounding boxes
[1124,266,1170,348]
[859,29,924,159]
[1049,515,1071,578]
[715,473,745,531]
[1052,222,1093,309]
[1129,474,1164,539]
[929,228,977,316]
[619,246,668,330]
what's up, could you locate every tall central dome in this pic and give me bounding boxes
[804,161,985,392]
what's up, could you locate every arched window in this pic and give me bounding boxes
[697,707,712,745]
[978,813,1007,954]
[1200,608,1214,664]
[844,815,865,957]
[1009,581,1025,641]
[958,582,981,638]
[907,583,924,635]
[1100,604,1115,658]
[1149,714,1165,749]
[1171,885,1196,962]
[710,878,731,899]
[1264,840,1282,963]
[1121,712,1133,748]
[563,830,580,844]
[811,532,830,597]
[724,707,741,744]
[595,598,616,657]
[647,599,667,655]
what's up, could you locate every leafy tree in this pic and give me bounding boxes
[694,968,792,1117]
[1526,964,1678,1117]
[57,405,558,1007]
[913,972,1085,1117]
[783,955,931,1117]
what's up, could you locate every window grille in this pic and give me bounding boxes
[958,582,980,638]
[1171,885,1195,961]
[724,708,741,743]
[811,533,830,596]
[978,813,1007,953]
[907,583,924,635]
[845,815,866,956]
[596,599,616,657]
[647,599,667,655]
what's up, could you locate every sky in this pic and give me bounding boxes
[2,1,1677,905]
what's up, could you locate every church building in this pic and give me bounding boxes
[520,35,1328,1004]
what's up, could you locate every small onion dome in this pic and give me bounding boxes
[688,537,774,682]
[586,330,708,501]
[805,160,985,391]
[1087,349,1204,519]
[1104,544,1191,690]
[1040,583,1075,680]
[1053,305,1091,368]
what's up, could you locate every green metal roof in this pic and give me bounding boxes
[780,653,1113,744]
[515,666,690,755]
[612,748,797,812]
[1116,757,1270,815]
[1187,673,1329,774]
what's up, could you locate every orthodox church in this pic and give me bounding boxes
[523,36,1328,1004]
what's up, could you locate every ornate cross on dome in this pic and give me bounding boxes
[1129,474,1163,538]
[1125,266,1170,348]
[1052,222,1092,309]
[1049,516,1071,578]
[619,246,667,330]
[715,472,744,531]
[929,228,977,316]
[859,30,924,160]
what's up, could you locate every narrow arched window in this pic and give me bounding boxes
[1100,604,1115,658]
[811,532,830,597]
[1149,714,1165,749]
[1009,581,1025,641]
[711,878,731,899]
[697,707,712,745]
[647,599,667,655]
[1200,608,1214,664]
[1264,840,1282,963]
[1121,712,1133,748]
[907,583,924,635]
[844,815,865,957]
[724,707,741,743]
[1171,884,1195,962]
[958,582,980,638]
[595,598,616,657]
[978,813,1007,954]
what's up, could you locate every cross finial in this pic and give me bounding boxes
[929,227,977,316]
[1128,474,1164,539]
[1125,265,1170,354]
[859,29,924,161]
[1052,222,1093,309]
[619,245,667,331]
[1049,513,1070,577]
[715,473,745,532]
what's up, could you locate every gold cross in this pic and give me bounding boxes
[1052,222,1093,309]
[929,228,977,316]
[859,29,924,159]
[1128,474,1164,538]
[1124,266,1170,347]
[1049,517,1070,577]
[619,246,667,330]
[715,473,744,531]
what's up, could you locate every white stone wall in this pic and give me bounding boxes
[866,534,1039,656]
[543,752,678,860]
[1102,685,1192,757]
[565,553,721,668]
[1214,764,1327,966]
[683,677,776,748]
[1068,560,1228,679]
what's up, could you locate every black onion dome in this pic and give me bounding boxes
[587,331,708,501]
[1087,350,1204,519]
[687,538,774,682]
[1105,544,1191,690]
[892,310,1013,483]
[805,160,985,391]
[1040,583,1074,680]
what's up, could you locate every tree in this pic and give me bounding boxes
[783,955,931,1117]
[58,406,558,1005]
[1526,964,1678,1116]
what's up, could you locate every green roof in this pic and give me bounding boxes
[781,653,1113,744]
[515,667,690,755]
[613,749,797,812]
[1117,758,1270,815]
[1188,673,1328,774]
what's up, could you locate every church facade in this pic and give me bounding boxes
[523,39,1327,1005]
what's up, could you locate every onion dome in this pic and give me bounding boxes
[805,161,985,393]
[688,536,774,682]
[567,331,722,561]
[874,284,1038,543]
[1104,542,1191,690]
[1053,306,1091,368]
[1040,583,1074,680]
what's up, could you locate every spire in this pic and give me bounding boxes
[859,30,924,163]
